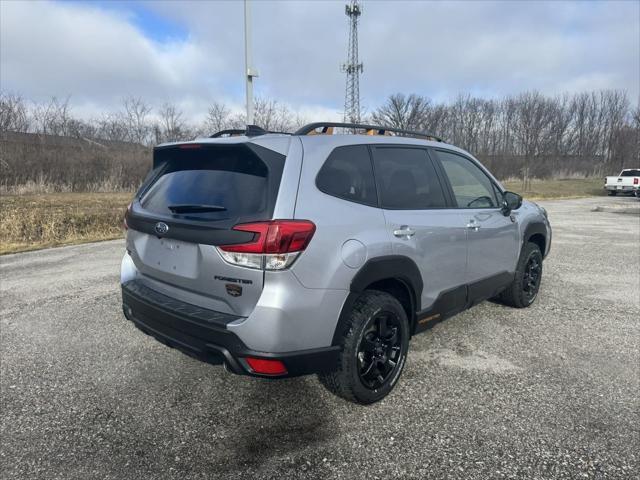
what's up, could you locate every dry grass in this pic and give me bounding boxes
[0,193,131,255]
[1,176,136,195]
[503,177,605,200]
[0,178,607,255]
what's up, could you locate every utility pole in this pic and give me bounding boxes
[342,1,363,123]
[244,0,258,125]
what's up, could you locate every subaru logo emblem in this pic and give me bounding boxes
[154,222,169,235]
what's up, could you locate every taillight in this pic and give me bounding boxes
[634,178,639,185]
[217,220,315,270]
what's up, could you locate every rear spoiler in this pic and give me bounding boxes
[210,125,290,138]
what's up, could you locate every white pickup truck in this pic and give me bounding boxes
[604,169,640,196]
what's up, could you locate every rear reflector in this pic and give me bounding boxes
[245,357,288,375]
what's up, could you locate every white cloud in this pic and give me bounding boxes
[145,0,640,105]
[1,0,638,124]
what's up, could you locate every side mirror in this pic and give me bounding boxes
[501,191,522,215]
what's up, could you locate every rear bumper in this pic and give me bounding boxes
[121,280,339,378]
[605,185,634,191]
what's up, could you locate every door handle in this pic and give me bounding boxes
[466,220,481,231]
[393,226,416,238]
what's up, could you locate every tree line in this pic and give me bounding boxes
[371,90,638,185]
[1,89,638,192]
[0,93,305,146]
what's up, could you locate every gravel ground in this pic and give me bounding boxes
[1,196,638,480]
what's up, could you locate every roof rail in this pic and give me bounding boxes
[294,122,443,142]
[210,125,291,138]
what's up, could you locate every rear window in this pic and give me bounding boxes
[621,170,640,177]
[140,144,283,222]
[316,145,378,207]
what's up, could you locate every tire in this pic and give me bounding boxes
[499,242,543,308]
[607,190,617,196]
[318,290,410,405]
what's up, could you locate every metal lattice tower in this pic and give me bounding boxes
[341,1,363,123]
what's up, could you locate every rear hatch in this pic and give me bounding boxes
[125,141,286,316]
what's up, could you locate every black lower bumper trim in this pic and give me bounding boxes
[121,281,339,378]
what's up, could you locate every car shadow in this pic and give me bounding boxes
[217,376,337,475]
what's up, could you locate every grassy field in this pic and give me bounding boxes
[0,193,131,255]
[0,178,606,255]
[503,177,605,199]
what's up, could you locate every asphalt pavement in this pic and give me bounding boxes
[1,196,638,479]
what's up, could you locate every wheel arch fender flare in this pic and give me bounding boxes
[523,221,548,256]
[331,256,423,346]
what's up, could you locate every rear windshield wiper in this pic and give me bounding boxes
[168,204,227,213]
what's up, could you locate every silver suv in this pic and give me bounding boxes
[121,122,551,404]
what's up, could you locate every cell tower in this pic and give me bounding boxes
[341,1,363,123]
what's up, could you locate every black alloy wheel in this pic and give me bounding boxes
[357,312,403,390]
[522,253,542,302]
[497,242,544,308]
[318,290,410,404]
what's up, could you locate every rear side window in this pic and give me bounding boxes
[435,150,499,209]
[316,145,377,206]
[621,170,640,177]
[372,147,447,209]
[140,144,283,222]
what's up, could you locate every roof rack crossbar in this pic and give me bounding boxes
[294,122,443,142]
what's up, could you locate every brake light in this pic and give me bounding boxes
[634,178,639,185]
[216,220,315,270]
[221,221,315,253]
[245,357,288,375]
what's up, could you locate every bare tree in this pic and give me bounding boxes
[94,113,129,142]
[599,90,629,169]
[204,101,232,134]
[0,92,30,132]
[371,93,431,131]
[253,98,295,132]
[511,92,555,190]
[122,96,152,145]
[32,96,75,136]
[228,97,299,133]
[156,103,186,143]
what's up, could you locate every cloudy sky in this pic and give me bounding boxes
[1,0,638,122]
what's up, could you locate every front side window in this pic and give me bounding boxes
[435,150,499,209]
[316,145,377,206]
[372,147,447,209]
